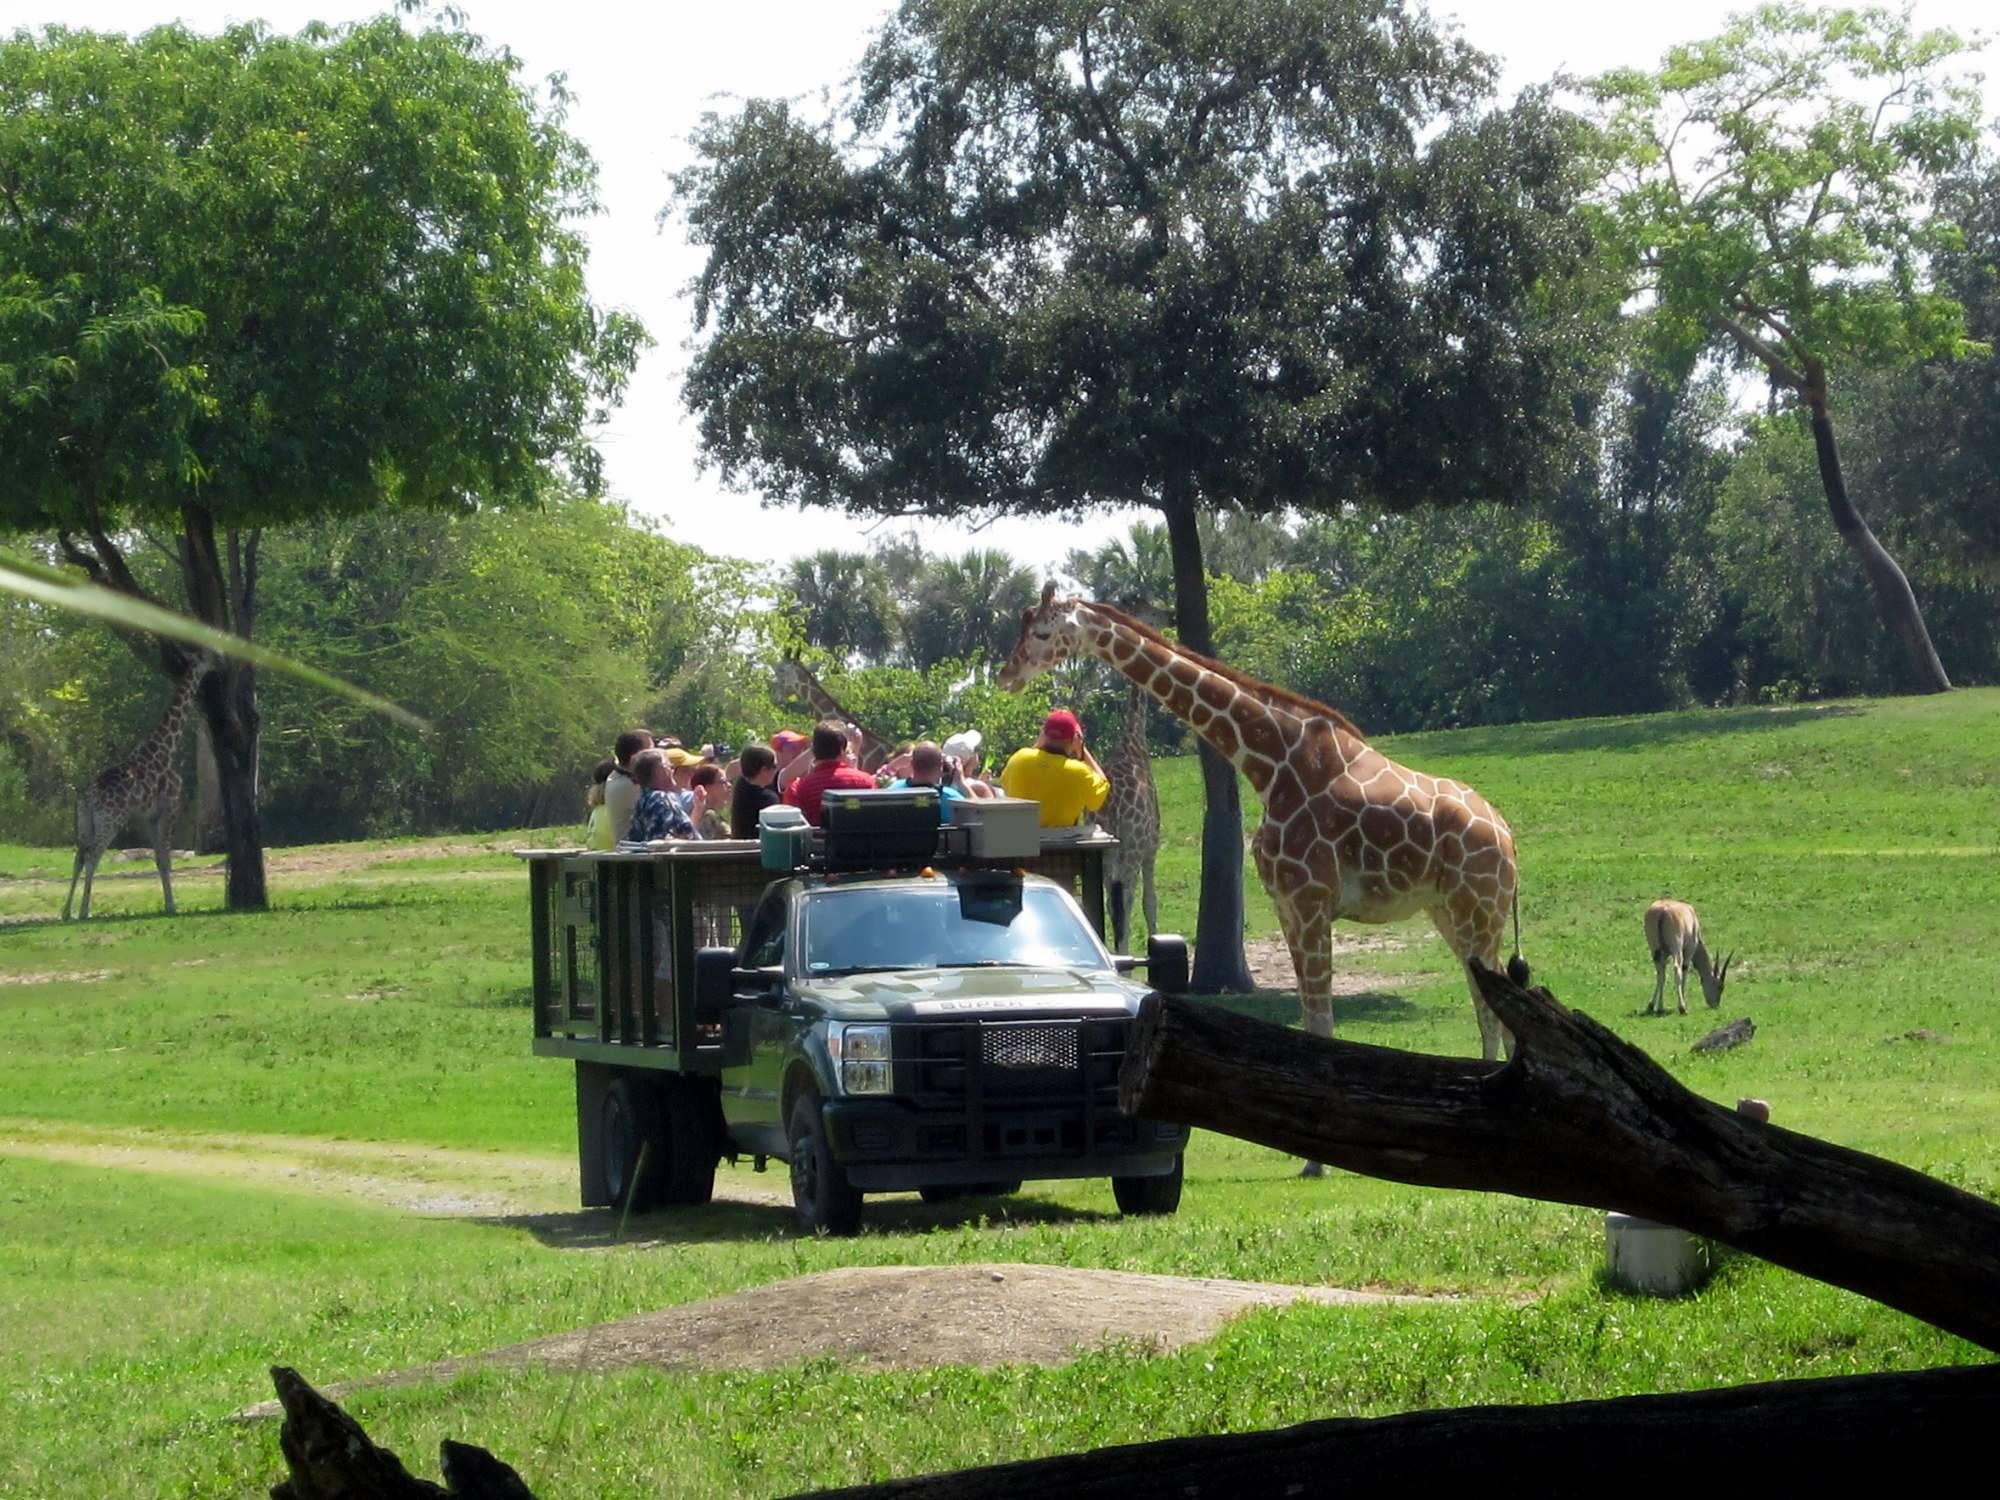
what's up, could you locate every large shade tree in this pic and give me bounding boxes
[0,16,643,908]
[675,0,1604,991]
[1585,4,1986,694]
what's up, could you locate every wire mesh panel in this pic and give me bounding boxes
[982,1023,1080,1071]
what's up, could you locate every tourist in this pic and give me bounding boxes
[583,758,616,851]
[689,764,731,839]
[604,729,653,844]
[782,719,877,826]
[889,741,967,822]
[771,728,812,791]
[943,729,996,799]
[730,743,783,837]
[999,709,1110,827]
[626,750,695,842]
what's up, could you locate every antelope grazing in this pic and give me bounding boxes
[1644,899,1733,1014]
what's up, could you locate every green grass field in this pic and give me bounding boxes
[3,691,1997,1495]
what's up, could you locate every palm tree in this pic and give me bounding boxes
[782,550,901,664]
[906,549,1039,671]
[1064,523,1174,611]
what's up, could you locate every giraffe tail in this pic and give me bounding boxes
[1505,891,1530,989]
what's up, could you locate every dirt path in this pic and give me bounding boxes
[0,1121,791,1217]
[1242,931,1413,994]
[235,1262,1451,1415]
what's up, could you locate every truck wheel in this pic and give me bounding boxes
[1112,1153,1183,1216]
[601,1076,662,1212]
[660,1078,719,1207]
[788,1091,862,1236]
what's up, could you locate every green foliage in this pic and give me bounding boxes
[0,17,644,536]
[254,497,695,838]
[1586,5,1984,386]
[676,0,1605,524]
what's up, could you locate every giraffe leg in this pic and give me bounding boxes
[1107,875,1130,953]
[77,845,105,921]
[1141,855,1158,944]
[1431,900,1512,1062]
[153,807,176,916]
[62,847,87,922]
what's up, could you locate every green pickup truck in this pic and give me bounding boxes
[522,823,1190,1235]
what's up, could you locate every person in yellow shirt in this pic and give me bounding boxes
[1000,709,1111,827]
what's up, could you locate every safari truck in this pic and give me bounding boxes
[520,790,1191,1235]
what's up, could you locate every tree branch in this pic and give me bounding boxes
[1120,962,2000,1352]
[1709,309,1806,391]
[1077,16,1153,215]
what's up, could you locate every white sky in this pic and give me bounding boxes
[7,0,1992,576]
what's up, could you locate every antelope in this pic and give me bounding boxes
[1644,899,1733,1014]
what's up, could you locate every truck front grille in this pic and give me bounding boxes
[982,1023,1078,1071]
[909,1018,1127,1104]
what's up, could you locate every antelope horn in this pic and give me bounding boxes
[1720,951,1735,980]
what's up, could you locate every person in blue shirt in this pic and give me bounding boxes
[626,750,696,842]
[889,741,967,822]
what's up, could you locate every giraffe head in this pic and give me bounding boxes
[997,583,1085,690]
[771,658,813,711]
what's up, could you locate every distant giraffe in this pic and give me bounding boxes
[1000,588,1521,1068]
[63,655,215,921]
[1095,683,1160,952]
[771,659,894,772]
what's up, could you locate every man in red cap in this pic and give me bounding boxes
[999,708,1111,827]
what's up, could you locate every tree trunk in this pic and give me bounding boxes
[1804,374,1951,692]
[192,717,226,855]
[1159,499,1254,995]
[803,1364,2000,1498]
[180,505,268,910]
[1120,966,2000,1351]
[200,660,267,910]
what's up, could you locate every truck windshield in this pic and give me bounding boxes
[803,882,1106,975]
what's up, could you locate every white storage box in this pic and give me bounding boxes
[952,796,1042,859]
[1604,1212,1714,1296]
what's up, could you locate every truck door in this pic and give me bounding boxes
[720,891,789,1155]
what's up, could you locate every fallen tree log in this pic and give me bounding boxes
[799,1362,2000,1497]
[268,1366,535,1500]
[1119,960,2000,1351]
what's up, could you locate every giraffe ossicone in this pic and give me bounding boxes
[999,592,1520,1065]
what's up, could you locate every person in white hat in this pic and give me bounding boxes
[941,729,996,799]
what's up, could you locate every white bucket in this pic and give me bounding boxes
[1605,1213,1715,1296]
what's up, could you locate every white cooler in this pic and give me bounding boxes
[952,796,1042,859]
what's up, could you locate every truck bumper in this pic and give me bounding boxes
[820,1097,1188,1192]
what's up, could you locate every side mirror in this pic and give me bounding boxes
[1145,934,1190,996]
[694,946,740,1008]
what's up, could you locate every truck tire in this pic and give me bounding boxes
[1112,1152,1183,1216]
[660,1078,719,1207]
[601,1076,662,1212]
[788,1091,863,1236]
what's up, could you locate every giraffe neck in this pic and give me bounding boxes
[800,670,888,758]
[142,670,205,757]
[1074,606,1329,796]
[1118,683,1149,762]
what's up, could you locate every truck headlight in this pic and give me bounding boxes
[837,1024,893,1095]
